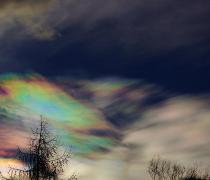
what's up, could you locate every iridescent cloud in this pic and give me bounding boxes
[0,74,119,158]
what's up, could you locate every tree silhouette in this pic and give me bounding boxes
[1,117,77,180]
[148,157,210,180]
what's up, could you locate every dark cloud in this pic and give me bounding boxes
[45,0,210,54]
[1,0,209,49]
[0,0,54,39]
[0,0,210,93]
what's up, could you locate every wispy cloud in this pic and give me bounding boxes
[0,0,55,39]
[1,0,210,49]
[0,0,210,91]
[63,95,210,180]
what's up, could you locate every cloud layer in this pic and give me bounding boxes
[1,0,210,49]
[0,0,210,92]
[1,74,210,179]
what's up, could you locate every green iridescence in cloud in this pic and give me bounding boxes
[0,74,118,156]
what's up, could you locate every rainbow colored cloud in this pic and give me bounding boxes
[0,74,119,158]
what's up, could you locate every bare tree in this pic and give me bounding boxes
[147,157,210,180]
[148,157,161,180]
[2,117,76,180]
[167,163,185,180]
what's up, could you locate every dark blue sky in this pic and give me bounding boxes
[0,0,210,93]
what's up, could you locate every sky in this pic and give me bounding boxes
[0,0,210,93]
[0,1,210,180]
